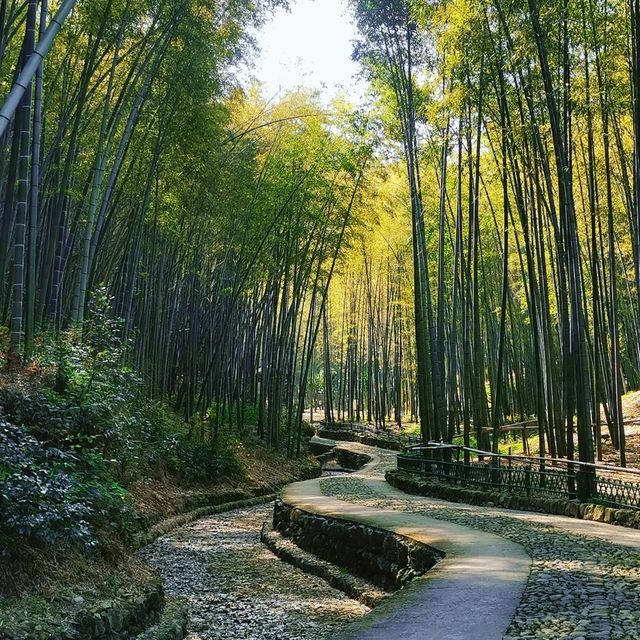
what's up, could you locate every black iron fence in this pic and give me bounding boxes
[397,445,640,510]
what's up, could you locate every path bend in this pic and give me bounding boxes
[287,438,640,640]
[283,441,530,640]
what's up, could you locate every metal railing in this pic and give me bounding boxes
[397,444,640,510]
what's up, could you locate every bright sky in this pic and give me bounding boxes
[245,0,368,106]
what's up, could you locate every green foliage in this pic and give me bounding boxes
[160,431,244,484]
[0,289,247,557]
[299,420,315,440]
[0,418,137,554]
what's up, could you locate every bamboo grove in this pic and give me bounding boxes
[2,0,640,470]
[317,0,640,473]
[0,0,371,453]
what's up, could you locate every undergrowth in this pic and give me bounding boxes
[0,291,244,597]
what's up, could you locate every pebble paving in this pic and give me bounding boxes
[321,474,640,640]
[139,504,368,640]
[139,438,640,640]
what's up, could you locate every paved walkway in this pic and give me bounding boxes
[293,439,640,640]
[287,441,530,640]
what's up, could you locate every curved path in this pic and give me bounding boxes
[284,477,529,640]
[287,441,529,640]
[293,438,640,640]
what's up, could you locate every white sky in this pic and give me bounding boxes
[244,0,368,106]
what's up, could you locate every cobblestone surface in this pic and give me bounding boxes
[321,475,640,640]
[138,437,640,640]
[139,504,368,640]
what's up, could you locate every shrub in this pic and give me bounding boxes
[0,286,247,559]
[159,432,245,483]
[0,419,92,549]
[300,420,315,439]
[0,418,137,554]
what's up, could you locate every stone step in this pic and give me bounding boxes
[261,519,388,608]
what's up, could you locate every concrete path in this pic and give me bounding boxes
[282,445,531,640]
[291,439,640,639]
[312,436,640,550]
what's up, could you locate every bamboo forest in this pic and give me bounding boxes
[2,0,640,638]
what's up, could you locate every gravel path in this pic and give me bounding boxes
[321,474,640,640]
[139,504,368,640]
[138,440,640,639]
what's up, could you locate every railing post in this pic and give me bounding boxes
[491,455,501,488]
[567,460,577,500]
[576,466,596,502]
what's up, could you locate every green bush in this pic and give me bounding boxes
[159,432,245,483]
[0,418,138,554]
[300,420,315,439]
[0,288,245,558]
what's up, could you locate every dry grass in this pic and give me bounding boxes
[128,443,318,526]
[595,390,640,469]
[236,444,318,488]
[0,533,154,600]
[0,361,51,394]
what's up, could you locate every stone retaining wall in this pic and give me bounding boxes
[333,447,371,471]
[137,598,188,640]
[73,585,163,640]
[261,520,387,607]
[317,427,408,452]
[309,440,335,456]
[272,499,443,589]
[387,469,640,530]
[0,581,165,640]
